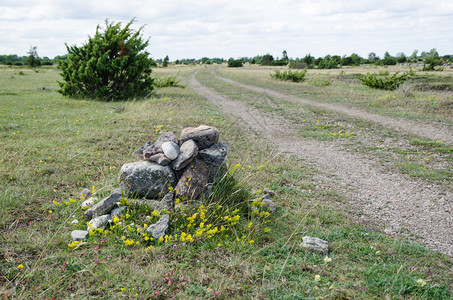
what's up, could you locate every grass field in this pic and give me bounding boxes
[1,65,452,299]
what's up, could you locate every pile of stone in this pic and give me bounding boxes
[71,125,231,242]
[120,124,229,206]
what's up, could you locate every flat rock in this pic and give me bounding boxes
[171,139,198,171]
[179,125,219,150]
[147,153,171,166]
[84,193,121,220]
[198,141,230,166]
[118,161,176,199]
[88,214,111,230]
[146,214,170,240]
[161,141,180,160]
[175,158,209,200]
[143,132,178,159]
[301,236,329,255]
[71,230,88,241]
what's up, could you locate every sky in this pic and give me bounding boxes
[1,0,452,60]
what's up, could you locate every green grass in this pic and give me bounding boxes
[0,66,452,299]
[215,65,453,121]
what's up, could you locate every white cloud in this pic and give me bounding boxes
[1,0,452,59]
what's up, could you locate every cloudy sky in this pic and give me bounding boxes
[1,0,452,60]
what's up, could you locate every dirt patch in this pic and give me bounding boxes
[189,71,453,256]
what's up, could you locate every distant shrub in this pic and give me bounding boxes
[153,74,184,88]
[270,69,307,82]
[227,59,243,67]
[289,61,310,69]
[359,72,412,90]
[58,19,154,101]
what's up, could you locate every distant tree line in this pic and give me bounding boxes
[1,48,451,70]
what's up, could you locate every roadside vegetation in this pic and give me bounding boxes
[1,63,452,299]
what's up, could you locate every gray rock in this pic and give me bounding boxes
[147,153,171,166]
[171,139,198,171]
[262,199,277,213]
[110,206,128,217]
[84,193,121,220]
[71,230,88,241]
[207,163,227,184]
[143,132,178,159]
[175,158,209,200]
[198,141,230,166]
[118,161,177,199]
[146,214,170,240]
[133,142,153,159]
[301,236,329,255]
[81,188,92,199]
[87,214,111,230]
[179,125,220,150]
[161,141,180,160]
[128,199,160,209]
[71,219,79,224]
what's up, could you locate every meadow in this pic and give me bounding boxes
[0,64,452,299]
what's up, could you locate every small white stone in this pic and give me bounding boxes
[161,141,180,160]
[71,230,88,241]
[71,219,79,224]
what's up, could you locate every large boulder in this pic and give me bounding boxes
[171,139,198,171]
[118,161,177,199]
[174,158,209,200]
[179,125,219,150]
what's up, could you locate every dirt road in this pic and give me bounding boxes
[189,70,453,256]
[217,75,453,145]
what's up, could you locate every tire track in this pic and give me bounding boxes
[189,71,453,256]
[215,73,453,145]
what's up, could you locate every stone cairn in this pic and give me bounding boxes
[69,125,326,254]
[71,125,232,242]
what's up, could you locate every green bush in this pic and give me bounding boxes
[359,72,412,90]
[58,19,154,101]
[227,59,243,67]
[270,69,307,82]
